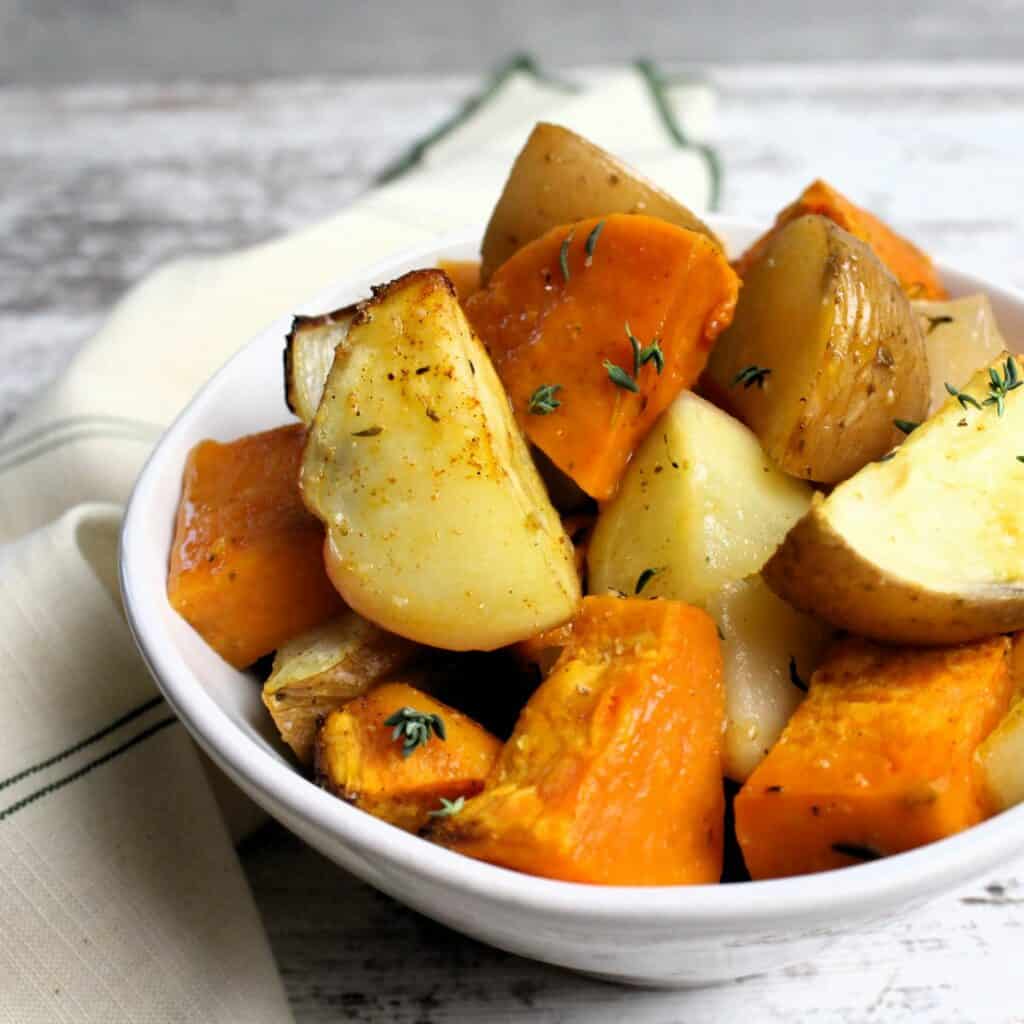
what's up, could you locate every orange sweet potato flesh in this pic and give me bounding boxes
[735,636,1013,880]
[437,259,481,303]
[734,179,947,300]
[433,596,725,885]
[315,681,502,833]
[466,214,739,501]
[167,424,344,668]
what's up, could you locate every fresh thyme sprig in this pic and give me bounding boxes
[584,220,605,266]
[384,707,446,759]
[789,656,808,693]
[733,365,771,389]
[603,359,639,393]
[982,357,1021,417]
[944,382,982,411]
[625,322,665,376]
[559,229,575,282]
[428,796,465,819]
[635,567,660,594]
[1018,456,1024,464]
[893,419,919,436]
[528,383,562,415]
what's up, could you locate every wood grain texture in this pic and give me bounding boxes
[4,64,1024,1022]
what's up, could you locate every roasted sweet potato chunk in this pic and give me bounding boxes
[167,424,344,668]
[432,596,725,885]
[734,179,947,300]
[466,214,739,500]
[315,682,502,833]
[735,636,1014,880]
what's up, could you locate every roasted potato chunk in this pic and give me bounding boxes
[480,122,720,282]
[915,294,1008,415]
[284,305,356,426]
[706,214,930,483]
[315,682,501,832]
[765,354,1024,645]
[977,635,1024,812]
[300,269,580,651]
[588,391,827,780]
[262,610,419,765]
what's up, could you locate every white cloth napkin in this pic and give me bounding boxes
[0,60,717,1021]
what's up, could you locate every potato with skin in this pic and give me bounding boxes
[765,353,1024,645]
[262,610,419,766]
[705,214,930,484]
[588,390,830,780]
[480,122,720,282]
[284,304,356,425]
[915,294,1008,415]
[301,269,581,651]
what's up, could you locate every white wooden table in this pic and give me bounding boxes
[4,64,1024,1022]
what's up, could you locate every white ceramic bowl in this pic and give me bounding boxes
[121,217,1024,987]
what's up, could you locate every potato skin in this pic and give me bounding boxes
[706,215,929,483]
[764,496,1024,646]
[301,269,580,651]
[480,122,720,282]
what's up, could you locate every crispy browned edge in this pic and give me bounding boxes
[283,300,361,416]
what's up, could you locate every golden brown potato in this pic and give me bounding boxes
[262,609,418,765]
[480,122,720,282]
[300,269,581,651]
[284,304,356,425]
[705,214,930,484]
[764,354,1024,645]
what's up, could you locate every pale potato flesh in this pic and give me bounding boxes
[262,609,418,765]
[915,294,1008,415]
[480,122,720,282]
[589,391,813,605]
[706,214,930,483]
[284,305,355,425]
[301,269,580,651]
[978,636,1024,811]
[706,576,831,781]
[765,353,1024,644]
[588,391,827,779]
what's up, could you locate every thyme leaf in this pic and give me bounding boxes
[893,418,919,436]
[635,567,660,594]
[603,359,640,393]
[584,220,605,266]
[832,842,882,862]
[428,796,465,819]
[789,656,808,692]
[559,228,575,282]
[383,707,446,758]
[625,322,665,376]
[982,356,1022,417]
[924,314,954,334]
[528,383,562,415]
[733,365,771,389]
[944,382,982,411]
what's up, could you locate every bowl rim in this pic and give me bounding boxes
[121,214,1024,926]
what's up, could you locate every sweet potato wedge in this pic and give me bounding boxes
[432,596,725,885]
[167,424,344,668]
[735,636,1014,880]
[315,682,501,833]
[262,610,419,765]
[466,214,739,500]
[734,179,947,300]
